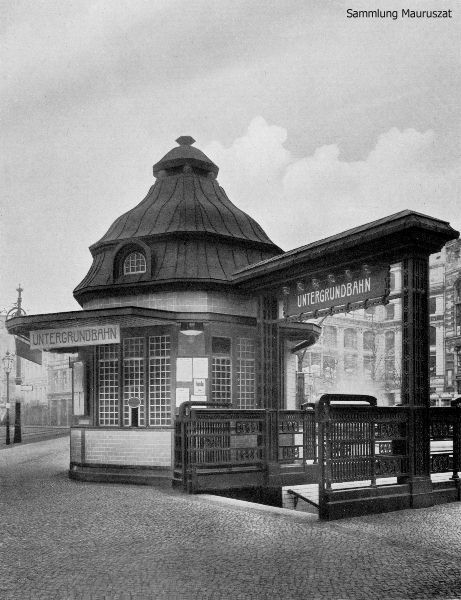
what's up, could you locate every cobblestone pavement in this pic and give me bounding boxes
[1,438,461,600]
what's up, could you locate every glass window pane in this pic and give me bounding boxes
[149,335,171,426]
[98,344,119,426]
[123,251,146,275]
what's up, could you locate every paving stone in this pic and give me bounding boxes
[1,437,461,599]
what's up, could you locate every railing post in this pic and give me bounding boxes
[370,415,376,487]
[452,401,461,485]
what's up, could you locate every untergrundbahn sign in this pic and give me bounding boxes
[30,324,120,349]
[286,265,389,316]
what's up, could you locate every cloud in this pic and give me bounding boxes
[205,117,461,250]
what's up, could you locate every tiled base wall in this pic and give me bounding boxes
[70,428,173,467]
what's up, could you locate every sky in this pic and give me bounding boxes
[1,0,460,315]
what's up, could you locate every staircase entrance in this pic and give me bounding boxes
[174,395,461,519]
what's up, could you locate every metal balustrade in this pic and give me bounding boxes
[174,402,317,492]
[430,405,461,481]
[317,396,410,489]
[174,397,461,509]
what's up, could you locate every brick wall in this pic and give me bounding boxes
[70,428,82,463]
[78,429,173,467]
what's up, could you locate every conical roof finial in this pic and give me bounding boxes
[176,136,195,146]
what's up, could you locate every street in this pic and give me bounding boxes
[1,437,461,600]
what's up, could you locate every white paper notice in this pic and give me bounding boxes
[175,388,190,407]
[176,358,193,381]
[193,357,209,379]
[193,378,206,396]
[191,395,207,404]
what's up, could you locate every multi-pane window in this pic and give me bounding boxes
[237,337,255,408]
[212,358,232,404]
[123,337,145,426]
[123,251,146,275]
[97,333,171,427]
[149,335,171,426]
[98,345,119,426]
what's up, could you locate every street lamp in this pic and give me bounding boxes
[2,351,15,445]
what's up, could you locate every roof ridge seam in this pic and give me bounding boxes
[196,176,234,237]
[130,181,162,238]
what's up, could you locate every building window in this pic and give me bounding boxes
[323,356,337,380]
[323,326,337,347]
[344,354,358,375]
[385,331,395,353]
[149,335,171,426]
[237,338,256,409]
[97,333,171,427]
[98,345,119,426]
[123,251,146,275]
[123,337,145,427]
[344,329,357,350]
[365,306,375,319]
[363,331,375,352]
[429,297,436,314]
[385,303,395,320]
[430,326,436,347]
[389,272,396,292]
[211,337,231,404]
[363,355,374,379]
[429,353,436,377]
[384,357,395,381]
[212,358,232,404]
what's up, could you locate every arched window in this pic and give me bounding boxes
[123,251,146,275]
[344,328,357,350]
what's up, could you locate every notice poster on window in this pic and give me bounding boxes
[193,357,208,379]
[176,358,193,381]
[193,378,206,396]
[72,361,85,416]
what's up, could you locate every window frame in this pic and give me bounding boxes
[95,327,173,428]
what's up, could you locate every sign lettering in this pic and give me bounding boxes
[30,324,120,349]
[286,267,389,316]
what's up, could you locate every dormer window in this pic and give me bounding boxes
[123,251,146,275]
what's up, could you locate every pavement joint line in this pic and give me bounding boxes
[197,493,318,519]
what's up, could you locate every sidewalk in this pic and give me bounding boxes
[1,436,461,600]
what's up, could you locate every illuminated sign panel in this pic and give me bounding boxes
[30,324,120,349]
[286,267,389,316]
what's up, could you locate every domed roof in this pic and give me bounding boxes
[74,138,282,305]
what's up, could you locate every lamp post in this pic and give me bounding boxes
[2,351,15,445]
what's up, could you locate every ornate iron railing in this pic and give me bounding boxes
[174,403,317,491]
[317,396,410,489]
[430,406,461,480]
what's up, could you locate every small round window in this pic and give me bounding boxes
[123,251,146,275]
